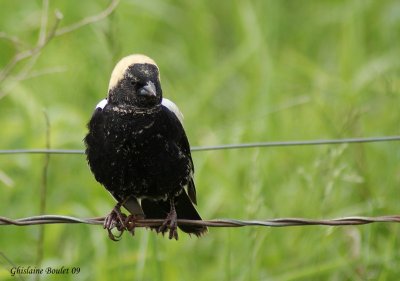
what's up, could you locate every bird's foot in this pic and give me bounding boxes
[158,207,178,240]
[103,203,128,241]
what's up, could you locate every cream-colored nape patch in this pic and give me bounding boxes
[108,54,158,91]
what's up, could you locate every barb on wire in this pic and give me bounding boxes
[0,136,399,155]
[1,214,400,228]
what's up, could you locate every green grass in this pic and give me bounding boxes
[0,0,399,280]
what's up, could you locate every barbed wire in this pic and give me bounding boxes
[1,136,399,230]
[1,214,400,228]
[0,136,399,155]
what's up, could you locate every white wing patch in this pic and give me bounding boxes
[95,97,183,124]
[96,99,108,109]
[162,98,184,124]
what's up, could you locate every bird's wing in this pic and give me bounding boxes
[180,134,197,204]
[161,100,197,204]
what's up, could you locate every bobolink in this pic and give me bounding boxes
[84,54,207,240]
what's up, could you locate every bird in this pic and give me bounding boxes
[84,54,207,240]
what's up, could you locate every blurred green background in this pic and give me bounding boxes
[1,0,399,280]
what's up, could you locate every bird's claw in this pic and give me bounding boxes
[103,203,129,241]
[158,208,178,240]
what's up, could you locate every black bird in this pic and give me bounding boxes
[84,54,207,239]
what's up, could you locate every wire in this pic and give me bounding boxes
[191,136,400,152]
[1,137,399,232]
[0,136,399,155]
[1,214,400,228]
[0,149,84,155]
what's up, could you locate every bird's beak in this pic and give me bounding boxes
[138,81,156,97]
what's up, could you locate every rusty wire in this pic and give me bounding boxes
[1,136,399,230]
[1,214,400,228]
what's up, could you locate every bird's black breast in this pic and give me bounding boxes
[84,104,192,201]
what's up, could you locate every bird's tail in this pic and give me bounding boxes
[141,191,207,237]
[174,191,208,236]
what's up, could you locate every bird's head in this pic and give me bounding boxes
[107,54,162,108]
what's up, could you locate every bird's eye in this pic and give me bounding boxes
[130,80,136,86]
